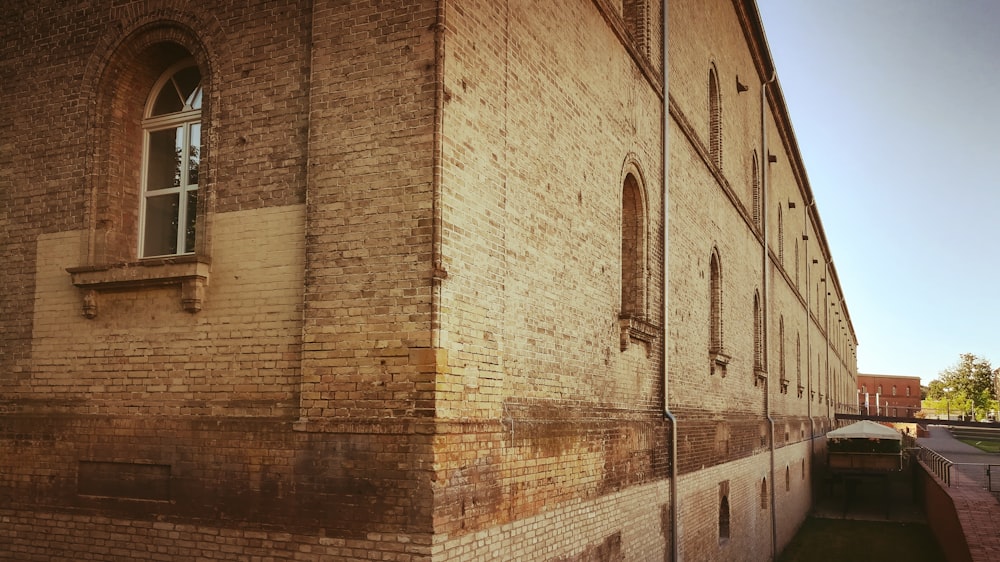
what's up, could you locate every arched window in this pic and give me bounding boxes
[709,65,722,169]
[752,151,761,229]
[818,355,823,403]
[796,332,802,396]
[621,173,646,319]
[753,290,763,372]
[140,60,202,257]
[892,385,897,396]
[760,477,768,509]
[906,386,911,397]
[710,249,723,353]
[777,205,784,265]
[794,239,800,288]
[719,495,730,541]
[785,466,791,492]
[779,316,786,386]
[622,0,650,57]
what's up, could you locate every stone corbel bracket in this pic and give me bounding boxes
[67,256,211,318]
[619,315,659,355]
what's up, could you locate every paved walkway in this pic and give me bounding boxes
[917,426,1000,489]
[917,425,1000,562]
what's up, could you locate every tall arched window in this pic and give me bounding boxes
[622,0,650,57]
[777,205,784,266]
[752,151,761,229]
[719,495,730,542]
[817,354,823,403]
[760,477,768,509]
[710,249,723,353]
[794,239,800,288]
[709,65,722,169]
[621,173,646,319]
[796,332,802,396]
[140,60,202,257]
[753,290,763,373]
[779,315,786,388]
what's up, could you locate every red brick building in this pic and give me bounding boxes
[857,374,922,418]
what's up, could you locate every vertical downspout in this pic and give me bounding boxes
[824,261,832,423]
[430,1,447,349]
[805,202,816,487]
[761,70,778,561]
[661,3,678,561]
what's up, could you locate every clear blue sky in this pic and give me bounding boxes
[755,0,1000,386]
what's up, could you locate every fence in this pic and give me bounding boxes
[916,446,1000,492]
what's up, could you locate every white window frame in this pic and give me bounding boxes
[139,60,201,258]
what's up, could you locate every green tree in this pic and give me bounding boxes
[926,379,946,400]
[928,353,997,420]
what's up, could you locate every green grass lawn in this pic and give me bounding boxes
[778,517,945,562]
[957,437,1000,453]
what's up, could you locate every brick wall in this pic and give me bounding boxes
[1,0,437,557]
[0,0,858,560]
[0,509,430,562]
[857,374,922,416]
[427,0,671,556]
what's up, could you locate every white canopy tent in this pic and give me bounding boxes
[826,420,901,441]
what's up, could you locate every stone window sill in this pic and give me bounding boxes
[710,349,730,377]
[67,255,211,318]
[619,315,659,354]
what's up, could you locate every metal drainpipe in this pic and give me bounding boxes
[661,3,678,561]
[824,260,833,423]
[761,71,778,561]
[805,201,816,485]
[430,0,447,349]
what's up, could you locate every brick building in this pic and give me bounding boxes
[857,374,922,418]
[0,1,858,560]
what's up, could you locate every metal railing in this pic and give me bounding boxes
[917,447,952,485]
[916,446,1000,492]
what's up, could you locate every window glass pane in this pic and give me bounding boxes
[146,128,182,190]
[184,190,197,253]
[188,123,201,186]
[143,193,179,256]
[174,66,201,107]
[151,82,183,116]
[190,87,203,110]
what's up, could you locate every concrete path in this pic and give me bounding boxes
[917,425,1000,489]
[917,424,1000,561]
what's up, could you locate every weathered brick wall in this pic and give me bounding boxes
[0,0,859,560]
[0,416,429,536]
[0,0,311,409]
[25,206,304,417]
[429,0,671,557]
[298,0,439,421]
[0,509,431,562]
[432,481,671,561]
[666,0,856,559]
[1,0,437,558]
